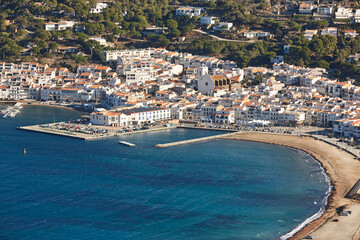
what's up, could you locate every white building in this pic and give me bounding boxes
[317,5,333,15]
[304,29,318,40]
[89,37,107,46]
[90,107,171,126]
[344,30,358,38]
[335,7,353,20]
[103,49,153,63]
[213,22,233,31]
[89,3,108,13]
[199,16,218,25]
[243,31,272,39]
[321,27,338,37]
[299,3,314,14]
[45,21,76,31]
[333,118,360,139]
[176,6,203,17]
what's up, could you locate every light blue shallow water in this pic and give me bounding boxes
[0,105,330,240]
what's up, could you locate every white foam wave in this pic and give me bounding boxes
[279,155,332,240]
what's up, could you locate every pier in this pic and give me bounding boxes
[155,132,238,148]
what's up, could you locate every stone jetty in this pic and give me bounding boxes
[155,132,238,148]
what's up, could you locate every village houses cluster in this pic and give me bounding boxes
[1,48,360,139]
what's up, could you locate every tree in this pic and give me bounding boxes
[72,54,87,64]
[289,21,301,32]
[312,60,329,68]
[309,36,325,57]
[170,29,181,37]
[307,20,329,29]
[0,38,22,59]
[166,19,178,31]
[34,30,51,41]
[157,34,169,46]
[254,74,265,85]
[49,42,58,51]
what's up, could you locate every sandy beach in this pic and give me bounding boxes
[223,132,360,240]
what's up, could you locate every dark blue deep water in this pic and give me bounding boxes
[0,105,330,240]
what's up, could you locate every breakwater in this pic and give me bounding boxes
[155,132,238,148]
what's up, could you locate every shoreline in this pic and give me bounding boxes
[1,100,88,113]
[22,101,89,113]
[223,132,360,240]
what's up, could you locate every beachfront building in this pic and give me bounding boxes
[90,107,171,126]
[333,118,360,139]
[215,109,235,124]
[90,111,124,126]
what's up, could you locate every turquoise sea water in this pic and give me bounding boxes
[0,105,330,240]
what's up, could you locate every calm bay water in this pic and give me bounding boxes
[0,105,330,240]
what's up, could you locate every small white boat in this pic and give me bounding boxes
[118,141,135,147]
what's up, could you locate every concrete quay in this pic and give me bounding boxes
[118,126,176,136]
[18,123,177,141]
[155,132,239,148]
[18,124,116,140]
[177,125,238,132]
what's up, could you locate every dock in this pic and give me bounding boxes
[118,141,135,147]
[155,132,238,148]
